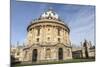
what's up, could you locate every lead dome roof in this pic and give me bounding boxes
[40,8,59,20]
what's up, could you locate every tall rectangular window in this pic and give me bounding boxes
[58,28,60,36]
[37,28,40,36]
[48,37,50,41]
[58,38,60,42]
[37,38,39,42]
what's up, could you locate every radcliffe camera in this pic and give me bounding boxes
[10,0,95,66]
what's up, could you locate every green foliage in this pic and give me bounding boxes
[14,58,95,66]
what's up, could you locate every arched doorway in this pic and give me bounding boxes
[32,49,37,62]
[58,48,63,60]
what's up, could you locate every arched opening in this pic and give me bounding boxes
[46,48,51,59]
[58,48,63,60]
[32,49,37,62]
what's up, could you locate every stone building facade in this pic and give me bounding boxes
[72,40,95,59]
[21,9,72,62]
[11,46,23,62]
[11,9,95,63]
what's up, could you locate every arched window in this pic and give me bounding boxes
[58,48,63,60]
[32,49,38,62]
[46,48,51,58]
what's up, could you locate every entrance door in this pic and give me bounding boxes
[58,48,63,60]
[32,49,37,62]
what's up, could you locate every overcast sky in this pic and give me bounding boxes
[11,0,95,46]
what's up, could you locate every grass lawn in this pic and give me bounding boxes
[14,58,95,66]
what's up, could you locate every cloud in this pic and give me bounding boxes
[68,6,95,45]
[11,1,95,46]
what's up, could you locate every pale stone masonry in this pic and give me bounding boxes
[72,40,95,59]
[21,8,72,62]
[11,8,95,63]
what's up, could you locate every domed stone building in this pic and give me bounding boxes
[22,9,72,62]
